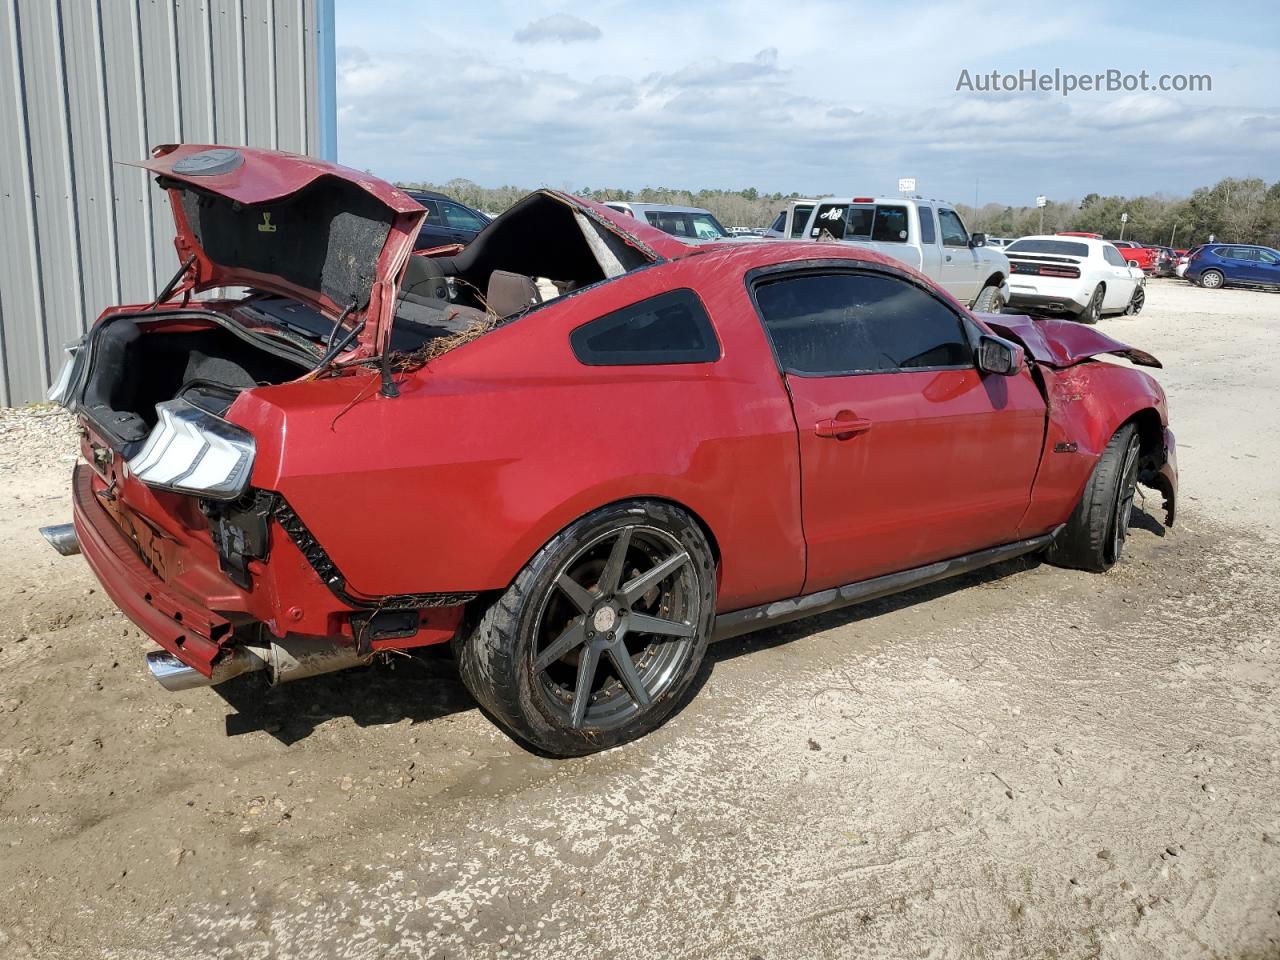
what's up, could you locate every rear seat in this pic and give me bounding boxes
[393,257,573,349]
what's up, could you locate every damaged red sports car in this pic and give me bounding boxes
[43,145,1177,756]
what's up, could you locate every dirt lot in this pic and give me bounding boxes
[1,279,1278,960]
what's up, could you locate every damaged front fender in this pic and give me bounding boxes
[983,313,1162,369]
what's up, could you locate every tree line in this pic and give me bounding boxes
[397,176,1280,248]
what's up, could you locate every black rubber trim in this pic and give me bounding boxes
[711,530,1060,643]
[269,494,476,610]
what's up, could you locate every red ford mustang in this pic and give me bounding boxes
[43,146,1177,756]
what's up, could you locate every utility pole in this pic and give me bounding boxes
[1120,212,1129,241]
[1169,221,1179,247]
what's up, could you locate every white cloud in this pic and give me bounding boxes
[513,13,601,45]
[334,1,1280,202]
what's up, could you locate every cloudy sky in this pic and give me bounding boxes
[335,0,1280,205]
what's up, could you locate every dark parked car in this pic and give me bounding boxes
[404,189,490,249]
[43,145,1178,757]
[1184,244,1280,290]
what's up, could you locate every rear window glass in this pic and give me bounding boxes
[1006,239,1090,257]
[872,205,909,242]
[810,204,875,241]
[570,289,720,366]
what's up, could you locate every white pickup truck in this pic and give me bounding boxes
[800,196,1010,312]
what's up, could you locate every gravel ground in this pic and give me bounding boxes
[1,279,1277,960]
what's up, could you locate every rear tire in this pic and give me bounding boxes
[1045,424,1141,573]
[972,283,1005,313]
[1076,284,1104,324]
[1199,269,1224,289]
[456,500,715,756]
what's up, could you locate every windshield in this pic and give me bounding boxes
[1006,239,1090,257]
[643,210,729,240]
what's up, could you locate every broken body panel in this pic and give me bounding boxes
[52,148,1176,686]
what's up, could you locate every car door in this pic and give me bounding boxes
[937,208,981,304]
[751,266,1046,593]
[1228,246,1264,284]
[1100,244,1137,309]
[916,205,942,279]
[1253,247,1280,286]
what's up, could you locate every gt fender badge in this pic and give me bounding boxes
[257,212,277,233]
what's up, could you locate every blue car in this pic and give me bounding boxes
[1185,243,1280,290]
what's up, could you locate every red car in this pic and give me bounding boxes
[43,146,1178,756]
[1110,240,1161,273]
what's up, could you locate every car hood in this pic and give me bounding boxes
[981,313,1162,368]
[136,144,427,352]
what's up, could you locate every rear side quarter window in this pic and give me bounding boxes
[917,206,936,244]
[570,288,720,366]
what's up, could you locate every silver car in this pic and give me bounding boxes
[601,202,744,243]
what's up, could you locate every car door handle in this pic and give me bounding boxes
[815,415,872,439]
[945,254,953,262]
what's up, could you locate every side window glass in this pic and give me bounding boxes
[442,202,486,231]
[872,205,909,243]
[938,209,969,247]
[1103,246,1126,267]
[917,206,936,244]
[844,206,874,239]
[570,289,720,366]
[769,211,786,233]
[420,200,444,226]
[754,272,972,375]
[790,205,813,238]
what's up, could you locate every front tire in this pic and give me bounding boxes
[456,500,716,756]
[1077,284,1104,324]
[972,283,1005,313]
[1199,269,1224,289]
[1124,284,1145,315]
[1045,424,1141,573]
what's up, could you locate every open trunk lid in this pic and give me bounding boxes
[137,144,427,353]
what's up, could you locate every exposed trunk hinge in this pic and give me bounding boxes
[147,254,197,310]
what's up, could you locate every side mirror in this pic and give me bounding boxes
[976,335,1024,376]
[969,233,987,247]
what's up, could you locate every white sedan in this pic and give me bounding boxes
[1003,236,1145,324]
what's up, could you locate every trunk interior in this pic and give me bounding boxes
[80,312,312,446]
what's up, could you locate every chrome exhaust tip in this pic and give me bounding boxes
[39,523,80,556]
[145,637,369,692]
[145,648,266,691]
[145,651,211,691]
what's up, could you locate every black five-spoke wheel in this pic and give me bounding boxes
[457,500,715,756]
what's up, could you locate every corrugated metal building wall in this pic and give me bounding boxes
[0,0,336,405]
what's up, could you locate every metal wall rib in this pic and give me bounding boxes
[0,0,334,405]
